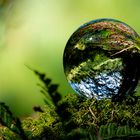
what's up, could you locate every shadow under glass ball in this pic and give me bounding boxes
[63,18,140,100]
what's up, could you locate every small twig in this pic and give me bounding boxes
[132,110,140,116]
[82,111,90,117]
[90,99,96,107]
[111,45,134,56]
[89,99,97,120]
[89,106,97,120]
[111,110,114,120]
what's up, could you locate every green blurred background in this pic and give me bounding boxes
[0,0,140,117]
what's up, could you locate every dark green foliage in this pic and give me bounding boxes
[99,123,140,139]
[0,69,140,139]
[0,103,27,140]
[26,65,61,106]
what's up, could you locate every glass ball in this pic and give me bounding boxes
[63,18,140,99]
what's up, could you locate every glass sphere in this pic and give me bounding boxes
[63,18,140,99]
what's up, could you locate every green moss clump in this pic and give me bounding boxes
[0,69,140,139]
[22,105,57,138]
[21,94,140,139]
[0,93,140,139]
[0,126,21,140]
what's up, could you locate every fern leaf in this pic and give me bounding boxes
[0,103,27,139]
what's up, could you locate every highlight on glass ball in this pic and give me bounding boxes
[63,18,140,100]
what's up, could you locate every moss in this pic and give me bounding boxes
[22,105,57,138]
[0,68,140,139]
[0,93,140,139]
[0,126,21,140]
[21,94,140,139]
[56,94,140,129]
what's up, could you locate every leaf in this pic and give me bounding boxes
[107,123,117,137]
[0,103,27,139]
[27,67,62,105]
[99,125,108,137]
[116,126,125,136]
[124,125,131,135]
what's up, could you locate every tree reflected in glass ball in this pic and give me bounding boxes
[63,18,140,100]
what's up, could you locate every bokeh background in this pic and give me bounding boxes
[0,0,140,117]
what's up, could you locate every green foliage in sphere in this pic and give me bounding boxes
[63,18,140,100]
